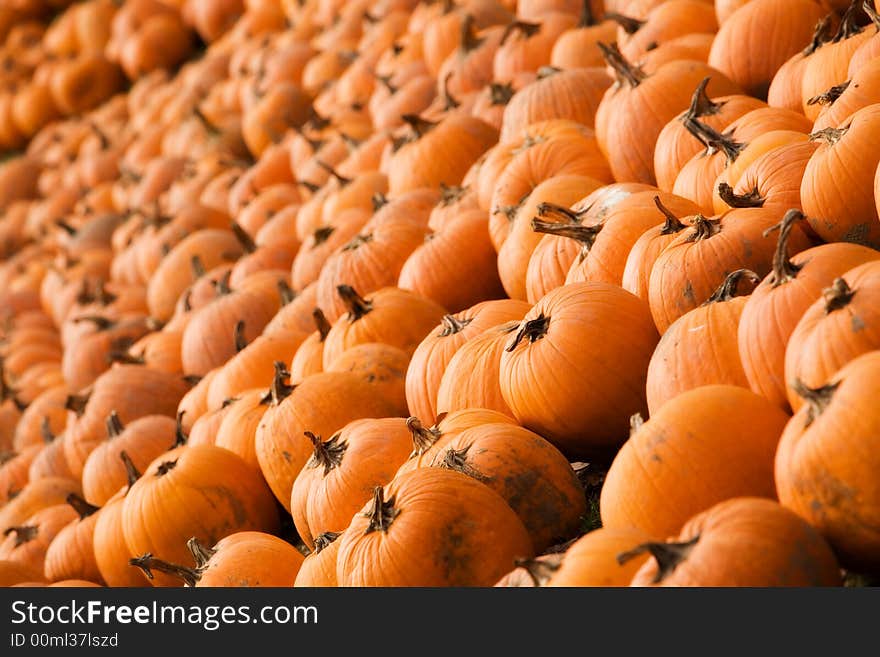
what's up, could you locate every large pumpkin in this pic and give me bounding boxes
[500,282,658,459]
[601,385,789,538]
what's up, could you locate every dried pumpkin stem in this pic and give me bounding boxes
[119,450,142,487]
[460,14,485,52]
[231,222,257,254]
[500,20,542,45]
[705,269,760,304]
[598,41,645,88]
[406,416,443,456]
[313,531,341,554]
[439,314,473,336]
[39,417,55,444]
[336,285,373,320]
[809,126,848,145]
[316,160,353,186]
[804,15,834,55]
[717,181,765,208]
[130,554,200,587]
[263,361,295,406]
[106,410,124,438]
[213,270,232,296]
[66,493,100,520]
[684,77,726,120]
[4,525,38,547]
[65,393,91,418]
[506,313,551,352]
[823,277,855,313]
[401,114,438,139]
[187,537,216,570]
[792,379,839,427]
[764,209,806,287]
[531,219,602,250]
[681,116,744,163]
[603,12,645,34]
[363,487,399,534]
[654,196,687,234]
[685,215,721,242]
[513,557,559,587]
[616,535,700,583]
[629,412,645,436]
[578,0,597,27]
[191,255,207,279]
[174,411,188,447]
[304,431,347,476]
[807,79,851,106]
[72,315,115,330]
[312,308,331,341]
[489,82,515,106]
[277,280,296,306]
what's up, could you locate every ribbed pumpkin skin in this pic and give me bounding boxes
[336,468,534,586]
[776,351,880,574]
[601,385,789,539]
[195,532,306,587]
[500,282,659,459]
[630,498,841,586]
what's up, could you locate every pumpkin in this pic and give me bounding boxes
[625,497,841,586]
[0,476,82,535]
[785,260,880,413]
[132,532,305,587]
[81,413,178,507]
[321,286,446,368]
[0,504,78,576]
[43,493,104,584]
[766,15,834,112]
[0,447,41,507]
[550,4,620,69]
[647,208,813,333]
[263,282,321,337]
[425,422,585,552]
[336,468,534,586]
[611,0,718,63]
[213,387,275,470]
[707,0,827,99]
[386,114,498,196]
[0,559,45,587]
[738,210,880,409]
[801,103,880,248]
[500,282,659,459]
[289,309,332,384]
[405,299,530,422]
[813,57,880,131]
[595,43,740,184]
[601,385,789,538]
[255,369,406,511]
[294,531,341,587]
[63,365,191,478]
[546,527,654,586]
[122,444,279,586]
[12,384,70,451]
[776,350,880,573]
[291,418,413,549]
[399,208,506,311]
[492,14,578,83]
[291,208,372,291]
[645,269,759,414]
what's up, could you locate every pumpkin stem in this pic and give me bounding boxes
[617,535,700,583]
[440,73,460,110]
[39,416,55,444]
[119,450,142,487]
[108,348,145,366]
[578,0,597,27]
[500,20,542,45]
[654,196,687,235]
[460,14,485,53]
[406,416,443,457]
[105,410,124,438]
[598,41,645,88]
[312,225,335,246]
[864,0,880,29]
[488,82,515,107]
[823,277,855,314]
[304,431,347,476]
[3,525,38,547]
[311,308,331,341]
[336,285,373,321]
[604,11,645,34]
[439,314,473,336]
[343,233,373,252]
[506,313,551,352]
[809,125,848,145]
[0,359,19,409]
[263,361,295,406]
[65,393,90,418]
[684,77,726,120]
[92,279,117,306]
[182,374,202,386]
[186,537,216,570]
[129,554,200,587]
[537,66,562,80]
[439,183,468,207]
[298,180,321,194]
[439,444,488,481]
[803,14,835,56]
[363,486,399,534]
[233,320,248,353]
[716,181,765,208]
[681,115,744,163]
[401,114,438,139]
[832,0,866,42]
[629,412,645,436]
[375,73,397,95]
[792,379,839,428]
[512,557,559,587]
[72,315,115,330]
[155,459,178,477]
[213,270,232,296]
[66,493,100,520]
[316,160,353,187]
[684,215,721,242]
[705,269,760,304]
[531,219,602,251]
[313,531,341,553]
[764,209,805,287]
[55,219,77,236]
[230,222,257,254]
[276,280,296,307]
[174,411,188,447]
[807,79,851,107]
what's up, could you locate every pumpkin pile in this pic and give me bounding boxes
[0,0,878,589]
